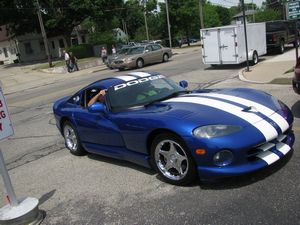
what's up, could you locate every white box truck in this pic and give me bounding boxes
[200,23,266,66]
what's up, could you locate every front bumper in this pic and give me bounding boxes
[292,78,300,94]
[111,60,136,69]
[196,130,295,180]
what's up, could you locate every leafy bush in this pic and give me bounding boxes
[66,44,94,59]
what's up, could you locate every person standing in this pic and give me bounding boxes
[101,46,107,63]
[63,50,71,72]
[112,45,116,55]
[69,52,79,72]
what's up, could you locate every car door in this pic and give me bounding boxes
[143,45,153,64]
[151,44,163,62]
[72,88,124,147]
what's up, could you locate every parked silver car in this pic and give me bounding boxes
[111,44,172,71]
[106,47,131,69]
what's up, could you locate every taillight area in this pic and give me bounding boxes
[272,34,277,42]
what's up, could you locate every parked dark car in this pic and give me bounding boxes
[293,57,300,94]
[266,20,299,54]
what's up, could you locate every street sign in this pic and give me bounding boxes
[287,0,300,20]
[0,88,14,141]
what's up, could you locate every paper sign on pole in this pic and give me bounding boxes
[0,88,14,141]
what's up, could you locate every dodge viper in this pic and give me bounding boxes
[53,71,295,185]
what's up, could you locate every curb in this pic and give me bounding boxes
[238,68,269,84]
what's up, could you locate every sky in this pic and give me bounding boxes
[210,0,264,8]
[157,0,264,8]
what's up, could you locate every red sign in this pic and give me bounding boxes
[0,89,14,141]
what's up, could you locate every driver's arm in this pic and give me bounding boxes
[88,90,106,107]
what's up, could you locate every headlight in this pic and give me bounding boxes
[213,150,233,166]
[193,125,241,138]
[126,58,133,63]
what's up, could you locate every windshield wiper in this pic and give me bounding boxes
[144,90,190,107]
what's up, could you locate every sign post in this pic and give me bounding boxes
[286,0,300,62]
[0,87,18,207]
[0,87,43,224]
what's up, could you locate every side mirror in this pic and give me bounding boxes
[145,49,149,53]
[179,80,188,89]
[88,102,106,113]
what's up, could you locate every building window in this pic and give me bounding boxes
[59,39,65,48]
[81,35,86,44]
[40,41,45,51]
[51,41,55,49]
[3,48,8,57]
[24,42,33,54]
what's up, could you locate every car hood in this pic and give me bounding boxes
[163,88,291,123]
[120,88,292,138]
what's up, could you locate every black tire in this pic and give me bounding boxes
[251,51,258,66]
[136,58,144,69]
[278,40,285,54]
[163,53,169,62]
[150,133,197,185]
[62,121,86,156]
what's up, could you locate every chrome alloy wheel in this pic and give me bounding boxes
[63,124,78,151]
[154,140,189,181]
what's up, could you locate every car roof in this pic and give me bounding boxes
[86,71,162,90]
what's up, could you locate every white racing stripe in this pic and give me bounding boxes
[165,96,278,141]
[257,151,280,165]
[276,142,291,155]
[127,72,152,77]
[115,75,137,81]
[196,93,289,133]
[258,142,275,152]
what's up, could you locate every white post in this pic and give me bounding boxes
[0,148,18,206]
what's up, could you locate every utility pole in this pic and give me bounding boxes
[199,0,204,29]
[36,0,52,67]
[241,0,250,72]
[165,0,172,48]
[142,0,149,41]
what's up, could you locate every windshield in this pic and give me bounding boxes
[127,47,144,55]
[107,75,186,111]
[117,48,130,54]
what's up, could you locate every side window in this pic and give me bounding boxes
[152,45,162,51]
[146,46,152,52]
[85,88,101,108]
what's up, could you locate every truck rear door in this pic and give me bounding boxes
[219,27,237,63]
[202,27,237,64]
[201,29,220,64]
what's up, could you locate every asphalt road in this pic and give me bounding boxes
[0,49,299,225]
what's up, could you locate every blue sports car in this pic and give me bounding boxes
[53,71,295,185]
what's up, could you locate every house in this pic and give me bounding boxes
[0,25,18,64]
[112,28,128,43]
[0,25,89,65]
[232,10,257,24]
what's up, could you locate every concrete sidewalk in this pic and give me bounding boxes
[239,48,297,84]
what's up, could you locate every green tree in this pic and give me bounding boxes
[215,6,231,26]
[0,0,123,46]
[204,3,221,28]
[255,8,282,22]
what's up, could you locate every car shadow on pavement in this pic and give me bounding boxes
[291,100,300,118]
[198,150,293,190]
[87,153,156,175]
[203,58,267,71]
